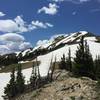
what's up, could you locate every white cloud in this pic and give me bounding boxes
[0,45,10,55]
[0,16,53,33]
[19,42,32,50]
[0,33,25,42]
[0,15,53,54]
[14,16,28,33]
[37,40,49,46]
[80,0,90,2]
[0,16,28,33]
[0,20,19,33]
[0,12,5,17]
[72,11,77,15]
[0,33,32,55]
[38,3,59,15]
[51,0,91,4]
[45,23,54,27]
[31,20,53,28]
[52,0,65,2]
[90,9,100,13]
[36,33,65,47]
[28,24,37,31]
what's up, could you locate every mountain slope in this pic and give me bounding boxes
[0,31,99,67]
[0,31,100,100]
[16,31,100,76]
[37,40,100,76]
[11,31,100,59]
[14,70,100,100]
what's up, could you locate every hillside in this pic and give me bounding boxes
[0,31,100,100]
[14,70,100,100]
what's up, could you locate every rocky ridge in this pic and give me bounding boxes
[14,70,100,100]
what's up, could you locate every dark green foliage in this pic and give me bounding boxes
[4,68,17,98]
[94,56,100,79]
[59,54,67,70]
[30,63,37,88]
[4,64,25,99]
[0,53,18,67]
[54,35,64,43]
[66,48,72,72]
[30,58,41,89]
[59,48,72,71]
[73,36,94,78]
[16,64,25,94]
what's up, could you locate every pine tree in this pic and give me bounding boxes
[74,36,94,78]
[84,41,94,77]
[66,48,72,72]
[4,68,17,98]
[16,64,25,94]
[30,62,37,89]
[59,54,67,70]
[94,55,100,79]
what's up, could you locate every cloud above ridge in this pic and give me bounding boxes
[38,3,59,15]
[0,33,32,55]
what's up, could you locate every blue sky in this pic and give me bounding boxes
[0,0,100,54]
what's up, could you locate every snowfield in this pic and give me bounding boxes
[38,44,78,76]
[0,34,100,99]
[38,41,100,76]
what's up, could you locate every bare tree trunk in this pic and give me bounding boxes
[36,57,41,89]
[50,57,56,82]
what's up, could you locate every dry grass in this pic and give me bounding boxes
[0,61,40,73]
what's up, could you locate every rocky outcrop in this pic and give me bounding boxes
[15,70,100,100]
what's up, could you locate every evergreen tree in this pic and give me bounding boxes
[30,62,37,88]
[4,68,17,98]
[59,54,67,70]
[74,36,94,78]
[16,64,25,94]
[94,55,100,79]
[84,41,94,77]
[66,48,72,72]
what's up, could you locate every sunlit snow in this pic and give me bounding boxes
[0,32,100,100]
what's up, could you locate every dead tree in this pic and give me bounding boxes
[47,56,56,82]
[35,57,41,89]
[50,57,56,82]
[30,62,37,90]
